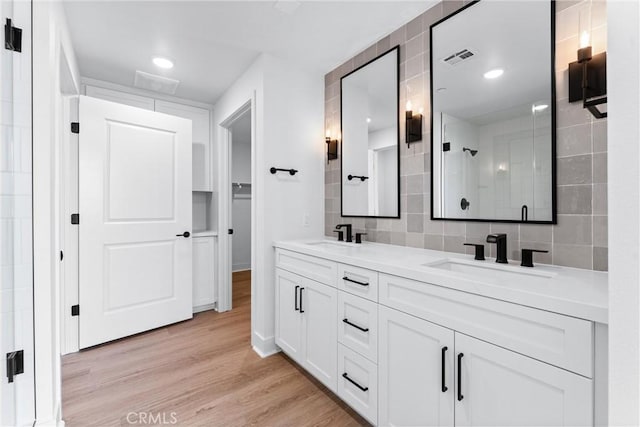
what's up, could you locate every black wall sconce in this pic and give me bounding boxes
[405,101,422,145]
[568,36,607,119]
[325,129,338,162]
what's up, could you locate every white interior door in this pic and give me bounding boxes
[0,1,35,424]
[78,95,192,349]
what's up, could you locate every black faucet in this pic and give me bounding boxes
[486,233,508,264]
[335,224,353,243]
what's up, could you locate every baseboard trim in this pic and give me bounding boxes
[251,332,279,358]
[193,303,217,314]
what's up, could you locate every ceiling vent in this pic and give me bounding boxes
[442,49,475,66]
[134,71,179,95]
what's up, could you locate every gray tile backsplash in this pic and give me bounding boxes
[324,0,608,271]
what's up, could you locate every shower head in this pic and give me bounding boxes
[463,147,478,157]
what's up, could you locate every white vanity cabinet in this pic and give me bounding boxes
[378,305,454,427]
[275,268,338,392]
[273,245,606,427]
[454,333,592,427]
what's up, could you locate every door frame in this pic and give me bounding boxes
[217,96,256,314]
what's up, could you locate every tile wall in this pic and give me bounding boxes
[324,0,608,271]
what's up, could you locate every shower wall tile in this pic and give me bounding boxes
[324,0,608,271]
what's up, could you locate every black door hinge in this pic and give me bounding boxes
[71,122,79,134]
[443,142,451,152]
[228,229,234,235]
[60,251,64,261]
[71,213,79,225]
[71,305,80,316]
[6,350,24,383]
[4,18,22,52]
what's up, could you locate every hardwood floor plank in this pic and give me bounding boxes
[62,271,368,426]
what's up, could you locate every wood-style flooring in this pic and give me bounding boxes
[62,270,367,426]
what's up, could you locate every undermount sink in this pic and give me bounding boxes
[305,240,359,249]
[424,258,556,281]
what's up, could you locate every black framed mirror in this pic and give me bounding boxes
[340,46,400,218]
[430,0,557,224]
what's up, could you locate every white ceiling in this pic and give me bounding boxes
[432,0,552,122]
[63,1,438,104]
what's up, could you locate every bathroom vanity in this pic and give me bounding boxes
[273,240,608,426]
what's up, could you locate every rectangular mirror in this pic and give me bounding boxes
[430,1,556,223]
[341,46,400,218]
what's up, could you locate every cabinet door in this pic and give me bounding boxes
[379,305,455,427]
[301,279,338,392]
[192,236,215,309]
[154,100,211,191]
[275,269,303,364]
[455,333,593,427]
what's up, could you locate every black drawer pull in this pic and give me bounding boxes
[294,285,299,311]
[342,373,368,392]
[342,276,369,287]
[457,353,464,401]
[299,287,305,313]
[342,318,369,332]
[441,346,448,393]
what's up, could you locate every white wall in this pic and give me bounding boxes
[213,53,324,356]
[608,1,640,424]
[32,2,80,425]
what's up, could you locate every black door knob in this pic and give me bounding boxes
[176,231,190,238]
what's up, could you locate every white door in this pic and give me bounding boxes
[301,278,338,392]
[0,1,35,424]
[275,269,303,363]
[79,95,192,349]
[379,305,455,427]
[455,333,593,427]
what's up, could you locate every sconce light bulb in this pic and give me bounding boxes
[418,107,424,115]
[406,100,413,112]
[580,30,591,49]
[326,128,331,139]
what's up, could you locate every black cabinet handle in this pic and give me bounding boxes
[342,318,369,332]
[342,276,369,287]
[294,285,299,311]
[342,373,368,392]
[176,231,190,238]
[441,346,448,392]
[457,353,464,401]
[299,287,304,313]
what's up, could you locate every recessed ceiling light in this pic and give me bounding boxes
[366,117,372,123]
[483,68,504,79]
[152,57,174,69]
[532,104,549,112]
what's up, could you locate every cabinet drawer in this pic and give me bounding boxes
[276,249,337,287]
[338,291,378,363]
[337,344,378,426]
[379,273,593,377]
[338,264,378,301]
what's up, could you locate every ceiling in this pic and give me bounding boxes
[63,1,438,104]
[431,0,552,122]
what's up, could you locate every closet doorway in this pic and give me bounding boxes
[220,101,254,315]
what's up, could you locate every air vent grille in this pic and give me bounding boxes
[443,49,475,66]
[134,71,179,94]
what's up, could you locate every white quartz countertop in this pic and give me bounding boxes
[274,239,608,324]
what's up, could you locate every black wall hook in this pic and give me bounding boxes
[347,174,368,182]
[270,167,298,176]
